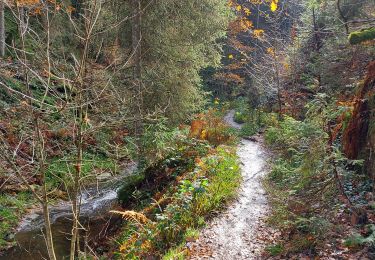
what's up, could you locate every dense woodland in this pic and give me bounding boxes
[0,0,374,259]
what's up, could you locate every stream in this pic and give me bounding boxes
[189,110,272,259]
[0,162,137,260]
[1,111,271,259]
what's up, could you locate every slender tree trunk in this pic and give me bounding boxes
[0,0,5,57]
[131,0,143,159]
[70,2,96,256]
[273,59,282,119]
[337,0,349,35]
[70,103,83,260]
[17,6,57,258]
[36,118,57,260]
[19,7,26,35]
[312,8,322,87]
[312,8,321,52]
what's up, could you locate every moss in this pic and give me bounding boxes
[349,28,375,45]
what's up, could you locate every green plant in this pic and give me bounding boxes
[234,111,247,124]
[266,244,284,256]
[349,28,375,45]
[0,192,35,247]
[46,153,117,190]
[240,122,258,137]
[141,119,184,163]
[345,225,375,249]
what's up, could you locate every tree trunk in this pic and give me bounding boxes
[131,0,143,159]
[337,0,349,35]
[19,7,26,35]
[0,0,5,57]
[312,8,321,52]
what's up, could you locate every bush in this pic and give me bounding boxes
[190,109,237,145]
[266,244,284,256]
[265,116,326,149]
[234,111,247,124]
[345,225,375,249]
[240,122,258,137]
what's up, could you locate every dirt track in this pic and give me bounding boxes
[189,111,272,259]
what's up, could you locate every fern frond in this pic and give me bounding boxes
[110,210,149,225]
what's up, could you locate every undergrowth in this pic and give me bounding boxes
[263,99,336,256]
[264,94,375,257]
[114,145,240,259]
[0,192,35,248]
[112,109,241,259]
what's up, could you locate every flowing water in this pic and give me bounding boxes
[0,162,137,260]
[1,111,271,259]
[189,111,271,259]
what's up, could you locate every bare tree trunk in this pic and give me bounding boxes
[131,0,143,159]
[272,52,282,119]
[70,100,83,260]
[70,2,98,257]
[19,7,26,35]
[337,0,349,35]
[0,0,5,57]
[17,5,57,258]
[36,118,57,260]
[312,8,321,52]
[276,68,282,120]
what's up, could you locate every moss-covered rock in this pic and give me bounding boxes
[349,28,375,45]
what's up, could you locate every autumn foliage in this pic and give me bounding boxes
[189,109,234,145]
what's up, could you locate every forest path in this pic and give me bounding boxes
[189,111,272,259]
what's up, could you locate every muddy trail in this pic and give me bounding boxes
[189,111,273,259]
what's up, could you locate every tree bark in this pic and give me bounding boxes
[0,0,5,57]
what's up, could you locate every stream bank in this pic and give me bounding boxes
[0,162,137,260]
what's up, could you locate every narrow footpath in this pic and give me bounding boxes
[189,111,273,259]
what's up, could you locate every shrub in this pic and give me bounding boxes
[190,109,237,145]
[234,111,247,124]
[266,244,284,256]
[264,112,334,256]
[240,122,258,137]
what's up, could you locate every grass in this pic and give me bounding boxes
[239,122,258,137]
[162,228,199,260]
[266,244,284,256]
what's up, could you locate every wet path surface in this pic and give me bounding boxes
[189,111,271,259]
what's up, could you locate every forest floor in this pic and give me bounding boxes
[188,111,278,259]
